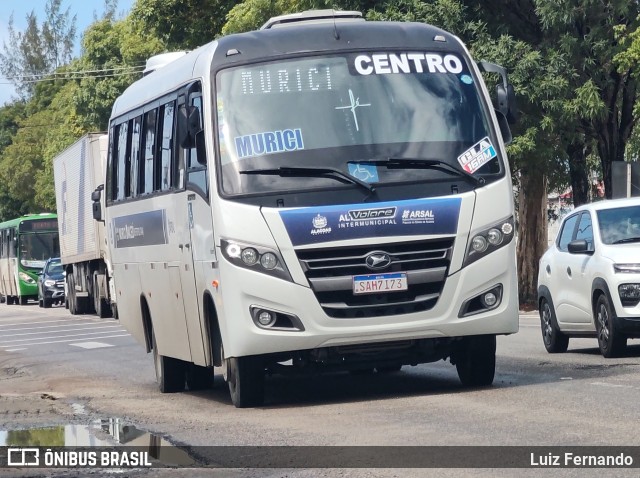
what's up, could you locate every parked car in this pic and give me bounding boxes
[538,197,640,357]
[38,257,65,308]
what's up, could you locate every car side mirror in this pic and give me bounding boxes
[568,239,593,255]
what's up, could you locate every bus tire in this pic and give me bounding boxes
[93,272,112,318]
[185,363,214,391]
[18,295,28,306]
[152,330,185,393]
[226,354,265,408]
[454,335,496,387]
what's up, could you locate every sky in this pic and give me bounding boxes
[0,0,136,105]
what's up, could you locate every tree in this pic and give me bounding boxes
[0,0,77,99]
[131,0,238,48]
[536,0,640,199]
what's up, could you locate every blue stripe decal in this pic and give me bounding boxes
[279,197,462,246]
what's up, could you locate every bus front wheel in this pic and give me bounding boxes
[18,295,28,306]
[220,343,264,408]
[454,335,496,387]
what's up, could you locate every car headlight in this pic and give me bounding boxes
[44,279,56,287]
[220,239,292,281]
[19,271,36,284]
[614,264,640,273]
[463,216,515,267]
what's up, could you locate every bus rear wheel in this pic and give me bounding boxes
[152,330,185,393]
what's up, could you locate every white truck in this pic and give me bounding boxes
[53,133,115,318]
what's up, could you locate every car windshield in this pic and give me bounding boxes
[597,205,640,244]
[47,260,63,275]
[216,52,502,197]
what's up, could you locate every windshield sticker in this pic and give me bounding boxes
[460,74,473,85]
[234,129,304,159]
[353,53,463,76]
[348,163,379,183]
[457,137,497,174]
[335,89,371,131]
[280,197,461,246]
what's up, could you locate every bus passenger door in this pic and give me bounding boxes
[176,91,215,367]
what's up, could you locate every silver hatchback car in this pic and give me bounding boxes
[538,197,640,357]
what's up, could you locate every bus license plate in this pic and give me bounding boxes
[353,273,408,295]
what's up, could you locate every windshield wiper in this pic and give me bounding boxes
[355,158,485,186]
[612,236,640,244]
[240,166,375,193]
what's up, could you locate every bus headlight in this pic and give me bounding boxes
[464,216,515,267]
[221,239,292,282]
[19,271,36,284]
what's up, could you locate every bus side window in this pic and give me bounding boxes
[115,122,129,201]
[129,116,142,198]
[158,101,175,192]
[9,229,16,258]
[141,109,158,195]
[187,95,207,197]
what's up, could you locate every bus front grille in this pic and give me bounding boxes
[296,238,454,318]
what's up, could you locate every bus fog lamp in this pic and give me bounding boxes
[471,235,488,253]
[487,228,503,246]
[501,222,513,235]
[260,252,278,270]
[481,292,498,307]
[241,248,259,265]
[257,310,275,326]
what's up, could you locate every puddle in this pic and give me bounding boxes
[0,418,196,466]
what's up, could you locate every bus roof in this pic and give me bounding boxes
[111,19,464,119]
[0,213,58,230]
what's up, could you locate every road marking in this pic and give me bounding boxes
[0,322,119,332]
[70,341,115,349]
[0,318,83,327]
[5,348,26,352]
[590,382,635,389]
[0,325,122,338]
[0,334,130,348]
[0,330,130,345]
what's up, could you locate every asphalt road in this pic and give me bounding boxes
[1,302,639,477]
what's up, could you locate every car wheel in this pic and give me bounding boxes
[38,299,43,308]
[43,297,52,308]
[455,335,496,387]
[152,330,186,393]
[595,294,627,358]
[540,297,569,353]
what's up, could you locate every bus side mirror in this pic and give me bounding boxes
[92,185,103,222]
[495,109,512,145]
[478,61,518,125]
[178,105,201,149]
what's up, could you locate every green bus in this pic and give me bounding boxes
[0,213,60,305]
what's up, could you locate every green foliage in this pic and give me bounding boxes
[223,0,335,34]
[131,0,238,48]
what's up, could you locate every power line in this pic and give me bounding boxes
[0,64,146,84]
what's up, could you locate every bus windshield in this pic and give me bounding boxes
[19,232,60,270]
[216,52,502,197]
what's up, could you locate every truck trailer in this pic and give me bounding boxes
[53,133,115,318]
